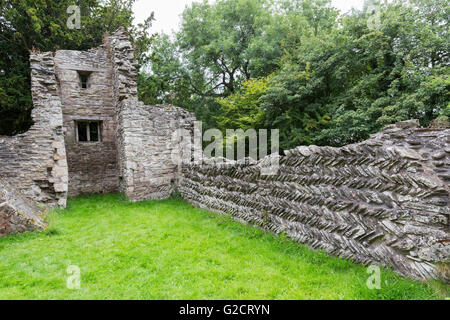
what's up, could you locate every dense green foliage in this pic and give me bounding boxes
[0,194,446,299]
[0,0,154,135]
[142,0,449,149]
[2,0,448,147]
[260,0,450,148]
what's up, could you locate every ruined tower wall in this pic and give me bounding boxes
[118,100,196,202]
[0,52,68,207]
[109,28,138,199]
[110,28,197,202]
[179,121,450,281]
[0,28,193,206]
[54,47,119,197]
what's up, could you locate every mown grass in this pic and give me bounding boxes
[0,194,447,300]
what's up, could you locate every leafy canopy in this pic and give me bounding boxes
[142,0,449,149]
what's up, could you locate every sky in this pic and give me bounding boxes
[133,0,366,34]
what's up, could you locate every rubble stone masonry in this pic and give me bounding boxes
[111,28,197,201]
[54,45,119,197]
[117,99,196,201]
[0,52,68,207]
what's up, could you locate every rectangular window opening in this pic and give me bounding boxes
[77,122,88,142]
[77,121,101,142]
[77,71,91,89]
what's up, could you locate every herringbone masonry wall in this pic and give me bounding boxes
[180,121,449,281]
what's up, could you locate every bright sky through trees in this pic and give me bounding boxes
[133,0,365,34]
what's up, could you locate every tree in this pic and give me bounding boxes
[177,0,273,98]
[138,34,190,107]
[142,0,338,134]
[261,0,449,148]
[216,77,269,130]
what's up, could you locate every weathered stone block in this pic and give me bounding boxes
[0,179,47,237]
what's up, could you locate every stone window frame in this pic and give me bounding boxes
[77,71,92,89]
[75,120,102,143]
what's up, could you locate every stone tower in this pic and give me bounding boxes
[54,38,119,197]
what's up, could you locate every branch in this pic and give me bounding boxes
[187,77,228,98]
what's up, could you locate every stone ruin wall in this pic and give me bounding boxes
[179,121,449,281]
[117,100,196,202]
[0,52,68,207]
[375,121,449,185]
[54,45,119,197]
[0,28,194,209]
[110,28,197,202]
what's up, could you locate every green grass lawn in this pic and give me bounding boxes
[0,194,447,300]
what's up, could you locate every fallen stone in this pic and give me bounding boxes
[0,178,47,237]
